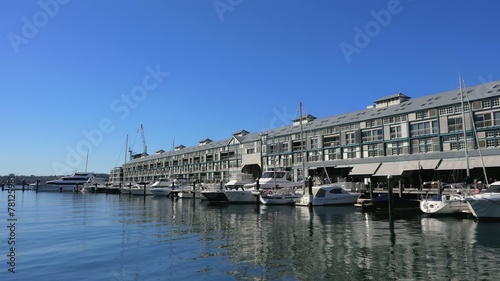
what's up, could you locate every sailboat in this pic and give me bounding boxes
[420,76,484,215]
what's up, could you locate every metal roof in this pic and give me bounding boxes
[126,80,500,164]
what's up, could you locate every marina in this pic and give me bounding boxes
[1,189,500,280]
[4,1,500,280]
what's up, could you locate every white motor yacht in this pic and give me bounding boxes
[41,172,97,192]
[295,184,360,207]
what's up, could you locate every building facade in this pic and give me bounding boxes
[121,80,500,188]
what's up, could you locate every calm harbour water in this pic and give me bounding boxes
[2,189,500,281]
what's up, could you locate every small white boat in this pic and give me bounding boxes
[202,172,303,204]
[120,183,135,195]
[201,173,255,203]
[464,182,500,219]
[130,182,153,195]
[295,184,360,207]
[150,178,190,197]
[420,194,469,215]
[259,188,303,205]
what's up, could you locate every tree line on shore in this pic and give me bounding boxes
[0,174,109,185]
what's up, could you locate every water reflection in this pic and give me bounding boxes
[6,192,500,280]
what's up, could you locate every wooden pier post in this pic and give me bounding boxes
[22,179,25,191]
[307,176,313,209]
[192,180,196,199]
[255,179,260,205]
[398,179,403,198]
[387,175,394,216]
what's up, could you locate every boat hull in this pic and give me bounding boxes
[130,188,153,196]
[466,195,500,219]
[38,184,81,192]
[201,191,229,202]
[202,190,257,203]
[260,194,300,205]
[151,188,173,197]
[420,196,469,215]
[295,194,359,206]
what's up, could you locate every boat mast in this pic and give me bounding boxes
[125,134,128,164]
[459,75,470,179]
[85,149,89,173]
[299,102,306,190]
[463,80,489,186]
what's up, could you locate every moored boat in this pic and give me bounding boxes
[130,182,153,195]
[464,182,500,219]
[259,187,303,205]
[420,194,469,215]
[295,184,360,207]
[41,172,97,192]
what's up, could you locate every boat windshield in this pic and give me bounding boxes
[484,183,500,193]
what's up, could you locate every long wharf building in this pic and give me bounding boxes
[121,80,500,188]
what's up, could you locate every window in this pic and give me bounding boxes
[365,120,376,128]
[448,117,463,132]
[281,142,289,152]
[346,132,356,145]
[308,151,321,162]
[310,138,319,149]
[323,135,340,147]
[412,137,437,154]
[388,141,406,155]
[486,139,496,147]
[495,112,500,126]
[416,111,429,119]
[246,147,255,154]
[483,100,491,108]
[390,126,402,139]
[410,121,438,137]
[282,155,291,166]
[342,123,359,131]
[324,148,339,161]
[366,144,380,157]
[344,147,359,159]
[269,144,277,154]
[362,129,383,142]
[293,152,303,164]
[475,113,492,128]
[292,140,304,151]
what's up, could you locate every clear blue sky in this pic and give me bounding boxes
[1,0,499,176]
